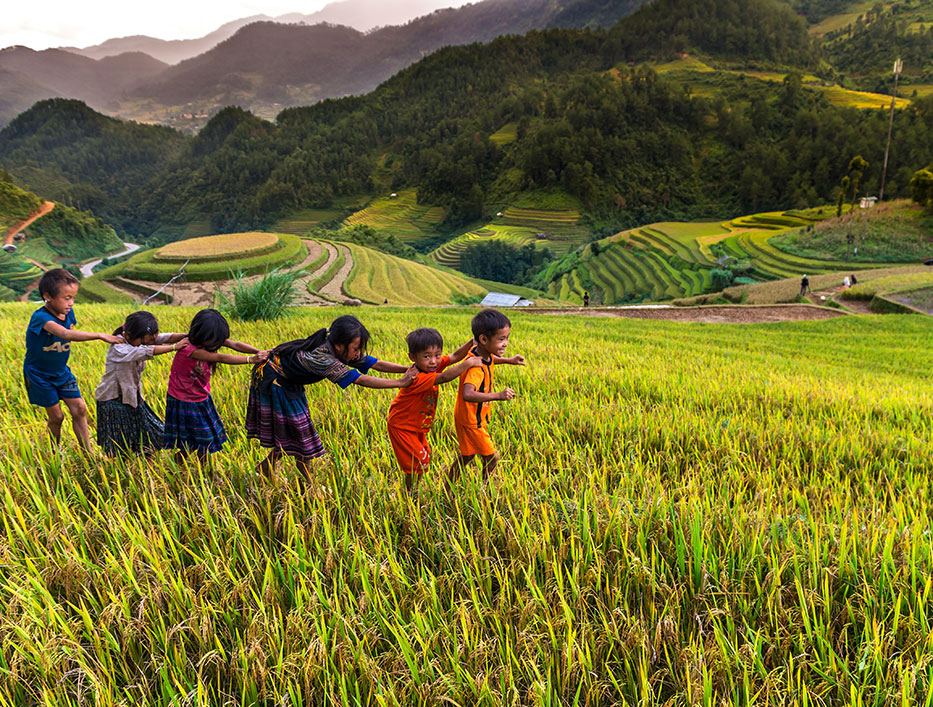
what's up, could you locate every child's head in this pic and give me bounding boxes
[38,268,80,316]
[116,311,159,345]
[406,327,444,373]
[187,309,229,352]
[471,308,511,358]
[328,315,370,362]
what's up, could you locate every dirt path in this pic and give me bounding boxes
[535,304,845,323]
[318,244,353,301]
[4,201,54,246]
[17,257,50,302]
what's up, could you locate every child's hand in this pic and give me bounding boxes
[172,337,189,351]
[102,333,124,344]
[252,350,271,364]
[465,356,483,368]
[400,366,418,387]
[506,354,525,366]
[498,387,516,401]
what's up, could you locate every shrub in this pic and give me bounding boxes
[711,268,734,291]
[215,267,305,321]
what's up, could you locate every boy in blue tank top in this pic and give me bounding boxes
[24,269,122,453]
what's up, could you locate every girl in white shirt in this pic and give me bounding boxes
[94,311,187,456]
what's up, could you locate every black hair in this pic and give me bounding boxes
[471,308,511,340]
[38,268,79,298]
[327,315,370,359]
[187,308,229,352]
[115,311,159,340]
[406,327,443,355]
[271,315,370,363]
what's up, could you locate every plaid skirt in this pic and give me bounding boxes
[245,383,325,460]
[163,394,227,453]
[96,398,164,456]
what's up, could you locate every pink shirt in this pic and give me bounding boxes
[166,344,212,402]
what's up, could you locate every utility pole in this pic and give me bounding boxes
[879,58,902,202]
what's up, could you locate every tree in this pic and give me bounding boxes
[848,155,869,206]
[910,166,933,210]
[837,176,850,217]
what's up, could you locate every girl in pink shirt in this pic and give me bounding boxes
[163,309,268,466]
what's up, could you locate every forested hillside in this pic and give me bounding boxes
[0,0,930,244]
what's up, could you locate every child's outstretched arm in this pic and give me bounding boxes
[42,321,123,345]
[152,338,189,356]
[493,353,525,366]
[222,338,261,354]
[462,382,515,402]
[370,360,410,374]
[435,356,483,385]
[448,338,476,364]
[191,349,270,365]
[353,367,418,389]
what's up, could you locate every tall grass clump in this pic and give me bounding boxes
[215,267,304,321]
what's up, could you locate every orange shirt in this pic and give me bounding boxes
[454,349,494,430]
[387,355,450,431]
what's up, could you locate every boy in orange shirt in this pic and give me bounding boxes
[387,328,481,494]
[447,308,524,485]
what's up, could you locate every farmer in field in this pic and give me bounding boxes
[387,328,481,495]
[446,308,524,486]
[800,274,810,297]
[23,268,123,453]
[246,315,416,479]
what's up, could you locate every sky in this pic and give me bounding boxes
[1,0,468,51]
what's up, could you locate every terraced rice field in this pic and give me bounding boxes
[157,232,281,262]
[343,244,487,305]
[431,208,589,268]
[343,190,446,242]
[489,122,518,146]
[551,211,899,305]
[268,208,345,235]
[0,305,929,704]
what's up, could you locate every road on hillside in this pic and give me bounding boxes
[80,242,141,278]
[4,201,55,246]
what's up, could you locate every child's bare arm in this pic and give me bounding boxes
[42,321,122,344]
[448,339,476,364]
[223,338,260,354]
[191,348,269,365]
[353,368,417,389]
[163,333,187,344]
[435,356,483,385]
[152,338,189,356]
[462,382,515,402]
[493,353,525,366]
[370,360,409,374]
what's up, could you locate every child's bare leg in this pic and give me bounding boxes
[296,456,315,479]
[480,451,500,482]
[196,450,210,469]
[258,450,282,476]
[44,403,65,445]
[446,454,474,485]
[61,398,92,454]
[174,449,188,466]
[404,473,422,495]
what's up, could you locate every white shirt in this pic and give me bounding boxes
[94,333,173,407]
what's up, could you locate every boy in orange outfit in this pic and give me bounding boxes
[448,308,525,485]
[387,328,481,494]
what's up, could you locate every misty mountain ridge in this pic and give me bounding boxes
[0,0,645,129]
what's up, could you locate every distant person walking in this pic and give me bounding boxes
[850,273,858,286]
[583,291,590,307]
[800,275,810,297]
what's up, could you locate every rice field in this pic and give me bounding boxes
[552,210,900,305]
[157,233,281,262]
[0,303,930,705]
[342,245,486,305]
[342,190,446,243]
[431,209,588,268]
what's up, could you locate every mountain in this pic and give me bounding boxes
[61,15,273,65]
[0,48,168,124]
[127,0,648,112]
[276,0,469,32]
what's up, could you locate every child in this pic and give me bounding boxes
[387,329,481,494]
[246,314,416,478]
[94,311,187,456]
[163,308,269,466]
[447,308,524,485]
[24,268,123,453]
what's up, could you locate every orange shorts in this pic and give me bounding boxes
[388,425,431,475]
[456,424,496,458]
